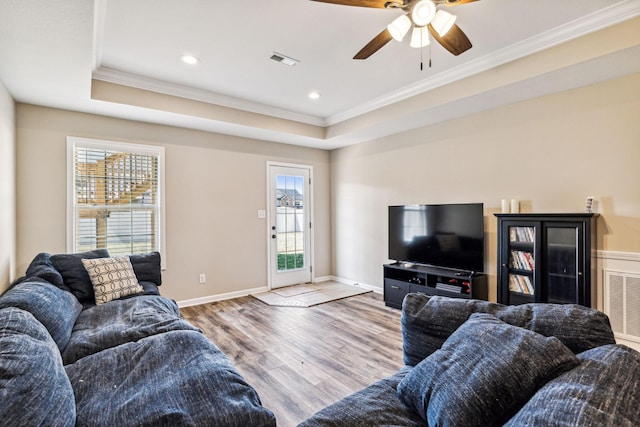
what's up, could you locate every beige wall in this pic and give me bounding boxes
[0,80,16,293]
[15,105,331,302]
[9,76,640,304]
[331,73,640,302]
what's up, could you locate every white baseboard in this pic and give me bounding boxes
[177,286,269,308]
[617,337,640,352]
[177,276,383,308]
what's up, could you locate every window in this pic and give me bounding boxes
[67,137,165,264]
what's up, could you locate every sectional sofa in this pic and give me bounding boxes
[300,293,640,426]
[0,250,276,426]
[3,249,639,426]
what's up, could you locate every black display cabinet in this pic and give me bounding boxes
[495,213,598,307]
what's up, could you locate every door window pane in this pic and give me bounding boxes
[276,174,305,271]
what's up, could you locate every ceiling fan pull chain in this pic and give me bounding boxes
[420,28,425,71]
[418,31,432,70]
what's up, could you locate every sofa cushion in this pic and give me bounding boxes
[138,280,161,295]
[397,313,579,426]
[0,307,76,426]
[51,249,110,304]
[0,280,83,351]
[62,295,200,364]
[129,251,162,286]
[24,252,66,289]
[299,366,424,427]
[66,330,276,427]
[401,294,615,366]
[505,344,640,426]
[82,256,144,304]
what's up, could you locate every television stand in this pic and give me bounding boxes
[383,263,488,309]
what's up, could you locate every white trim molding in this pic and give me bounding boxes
[596,250,640,262]
[177,286,269,308]
[176,277,382,308]
[93,67,325,127]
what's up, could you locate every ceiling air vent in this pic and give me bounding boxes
[270,52,299,66]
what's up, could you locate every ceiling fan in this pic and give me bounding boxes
[311,0,476,60]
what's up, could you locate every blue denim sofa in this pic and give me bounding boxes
[300,293,640,427]
[0,251,276,427]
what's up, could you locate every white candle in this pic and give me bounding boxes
[501,199,509,213]
[510,199,519,213]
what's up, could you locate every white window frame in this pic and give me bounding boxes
[66,137,166,268]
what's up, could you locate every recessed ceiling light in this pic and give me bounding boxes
[181,55,200,65]
[308,91,321,100]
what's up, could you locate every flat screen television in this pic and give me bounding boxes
[388,203,485,273]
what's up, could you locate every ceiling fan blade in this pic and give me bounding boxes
[310,0,393,8]
[354,28,394,59]
[428,23,472,56]
[443,0,479,6]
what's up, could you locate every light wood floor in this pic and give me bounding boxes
[180,292,404,427]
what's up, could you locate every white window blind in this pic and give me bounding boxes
[67,137,165,260]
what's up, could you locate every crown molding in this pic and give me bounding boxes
[91,1,638,130]
[92,67,327,127]
[326,0,640,126]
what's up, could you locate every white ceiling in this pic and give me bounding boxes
[0,0,638,149]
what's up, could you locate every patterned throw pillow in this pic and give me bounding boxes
[81,257,144,305]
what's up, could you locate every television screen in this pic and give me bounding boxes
[388,203,485,273]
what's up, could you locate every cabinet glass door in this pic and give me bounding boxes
[544,224,581,304]
[506,225,536,304]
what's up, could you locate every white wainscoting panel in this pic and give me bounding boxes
[598,251,640,352]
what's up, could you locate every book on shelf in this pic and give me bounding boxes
[509,274,534,295]
[510,227,535,243]
[510,250,535,270]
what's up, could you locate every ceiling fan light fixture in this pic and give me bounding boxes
[431,9,457,37]
[387,14,411,41]
[411,0,436,27]
[410,26,430,48]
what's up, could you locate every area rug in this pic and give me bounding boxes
[252,282,370,307]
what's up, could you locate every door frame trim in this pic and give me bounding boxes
[266,161,314,289]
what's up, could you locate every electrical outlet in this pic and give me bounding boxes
[199,274,206,284]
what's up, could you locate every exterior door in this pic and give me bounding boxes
[268,163,312,288]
